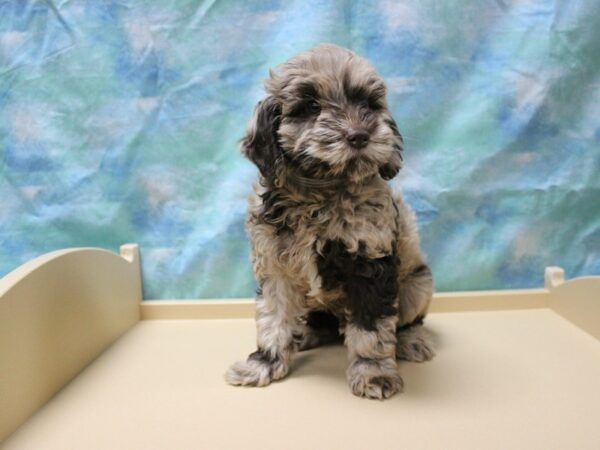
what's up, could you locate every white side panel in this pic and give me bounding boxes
[0,245,142,442]
[546,266,600,340]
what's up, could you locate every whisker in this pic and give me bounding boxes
[398,135,421,144]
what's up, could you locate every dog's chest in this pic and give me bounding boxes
[277,191,398,302]
[250,182,398,303]
[315,192,397,256]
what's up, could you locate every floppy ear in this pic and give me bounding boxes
[240,96,282,180]
[379,116,404,180]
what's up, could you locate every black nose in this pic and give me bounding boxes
[346,129,370,149]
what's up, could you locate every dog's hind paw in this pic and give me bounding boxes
[396,326,435,362]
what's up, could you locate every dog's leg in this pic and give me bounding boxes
[225,278,302,387]
[396,264,435,362]
[345,315,403,399]
[316,239,403,399]
[396,319,435,362]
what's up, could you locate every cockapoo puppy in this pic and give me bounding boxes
[225,44,434,399]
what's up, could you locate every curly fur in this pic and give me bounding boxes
[225,44,434,399]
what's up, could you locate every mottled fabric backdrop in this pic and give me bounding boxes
[1,0,599,299]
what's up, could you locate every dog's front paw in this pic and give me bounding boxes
[347,358,403,400]
[225,360,272,387]
[225,350,288,387]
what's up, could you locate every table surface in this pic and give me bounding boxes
[3,309,600,450]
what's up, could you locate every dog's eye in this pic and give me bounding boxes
[307,100,321,114]
[286,99,321,118]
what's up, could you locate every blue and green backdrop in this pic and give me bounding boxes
[1,0,599,299]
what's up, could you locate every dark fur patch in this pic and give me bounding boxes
[378,118,403,180]
[396,315,424,333]
[240,97,282,181]
[306,310,340,331]
[286,80,321,118]
[258,188,291,234]
[378,163,399,181]
[343,71,385,110]
[282,148,333,180]
[302,310,343,346]
[412,264,432,278]
[248,348,279,365]
[316,240,398,331]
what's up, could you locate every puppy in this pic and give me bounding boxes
[225,44,434,399]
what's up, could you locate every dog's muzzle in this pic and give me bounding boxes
[346,128,370,149]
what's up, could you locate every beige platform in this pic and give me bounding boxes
[1,245,599,449]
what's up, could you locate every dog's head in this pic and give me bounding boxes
[241,44,403,185]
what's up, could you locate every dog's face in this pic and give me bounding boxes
[241,44,403,184]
